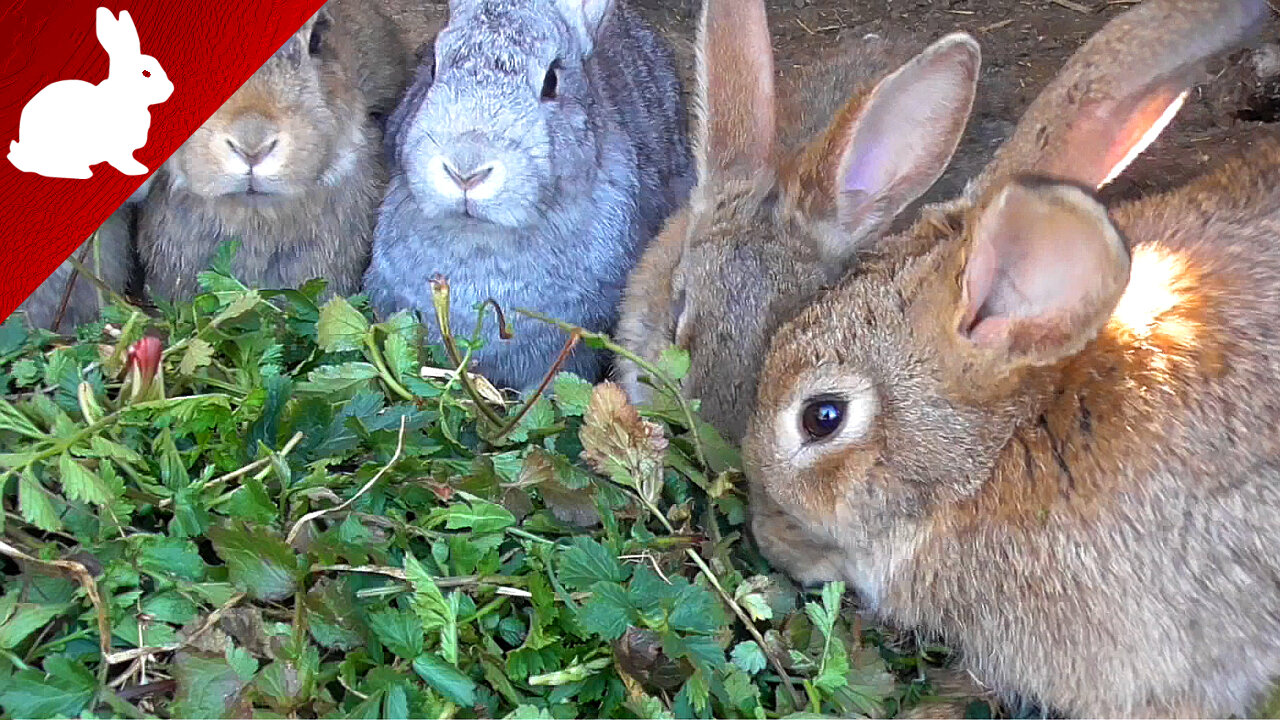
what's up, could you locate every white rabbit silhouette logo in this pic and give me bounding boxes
[8,7,174,179]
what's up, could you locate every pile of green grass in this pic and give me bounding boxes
[0,245,973,719]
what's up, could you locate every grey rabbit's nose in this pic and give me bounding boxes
[442,160,494,191]
[225,115,282,168]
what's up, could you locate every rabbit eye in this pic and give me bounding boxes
[800,397,846,442]
[541,62,560,101]
[142,70,151,78]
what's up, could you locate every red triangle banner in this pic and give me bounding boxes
[0,0,329,319]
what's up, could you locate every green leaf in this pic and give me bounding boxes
[58,453,112,507]
[730,641,768,675]
[18,470,59,532]
[579,582,634,641]
[404,554,458,664]
[0,602,73,649]
[179,338,216,375]
[170,652,251,719]
[208,523,302,601]
[0,398,43,438]
[383,682,409,719]
[558,537,629,591]
[0,659,95,719]
[412,653,477,707]
[138,537,207,581]
[656,346,691,382]
[668,581,725,635]
[317,297,371,353]
[367,608,424,659]
[296,362,379,394]
[442,501,516,535]
[551,373,594,416]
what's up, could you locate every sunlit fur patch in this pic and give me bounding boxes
[1110,244,1197,344]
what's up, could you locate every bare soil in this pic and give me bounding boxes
[627,0,1280,206]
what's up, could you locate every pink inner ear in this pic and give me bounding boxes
[960,228,998,334]
[1043,78,1192,190]
[1097,88,1188,187]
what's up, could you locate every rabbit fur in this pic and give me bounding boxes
[614,0,980,442]
[744,0,1280,715]
[138,0,407,303]
[364,0,694,393]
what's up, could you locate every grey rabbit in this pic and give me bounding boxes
[14,178,153,332]
[745,0,1280,715]
[139,0,409,303]
[363,0,695,393]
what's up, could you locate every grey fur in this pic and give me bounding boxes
[364,0,694,392]
[16,205,136,332]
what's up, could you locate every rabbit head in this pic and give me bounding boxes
[745,0,1270,598]
[614,0,979,443]
[165,4,371,201]
[392,0,626,230]
[99,9,172,106]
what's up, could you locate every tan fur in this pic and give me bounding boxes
[139,0,405,302]
[745,0,1279,715]
[613,0,979,442]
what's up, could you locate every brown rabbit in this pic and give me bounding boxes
[613,0,981,443]
[15,178,155,332]
[138,0,407,303]
[745,0,1278,715]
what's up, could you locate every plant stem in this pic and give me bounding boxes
[635,494,802,707]
[515,308,709,469]
[365,335,415,402]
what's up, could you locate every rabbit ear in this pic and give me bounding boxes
[790,33,979,261]
[980,0,1270,193]
[694,0,777,182]
[97,8,141,57]
[555,0,615,54]
[957,178,1131,368]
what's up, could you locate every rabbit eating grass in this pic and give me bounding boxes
[745,0,1280,715]
[614,0,980,443]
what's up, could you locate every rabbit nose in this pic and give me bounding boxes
[427,156,506,201]
[226,135,280,168]
[444,163,492,191]
[225,116,282,169]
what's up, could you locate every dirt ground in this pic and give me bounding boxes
[628,0,1280,207]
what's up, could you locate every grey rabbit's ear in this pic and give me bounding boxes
[958,178,1130,369]
[982,0,1271,193]
[555,0,616,54]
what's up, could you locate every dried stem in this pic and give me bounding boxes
[285,417,406,544]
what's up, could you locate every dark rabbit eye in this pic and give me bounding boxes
[800,397,846,442]
[142,70,151,78]
[309,13,331,55]
[541,62,560,100]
